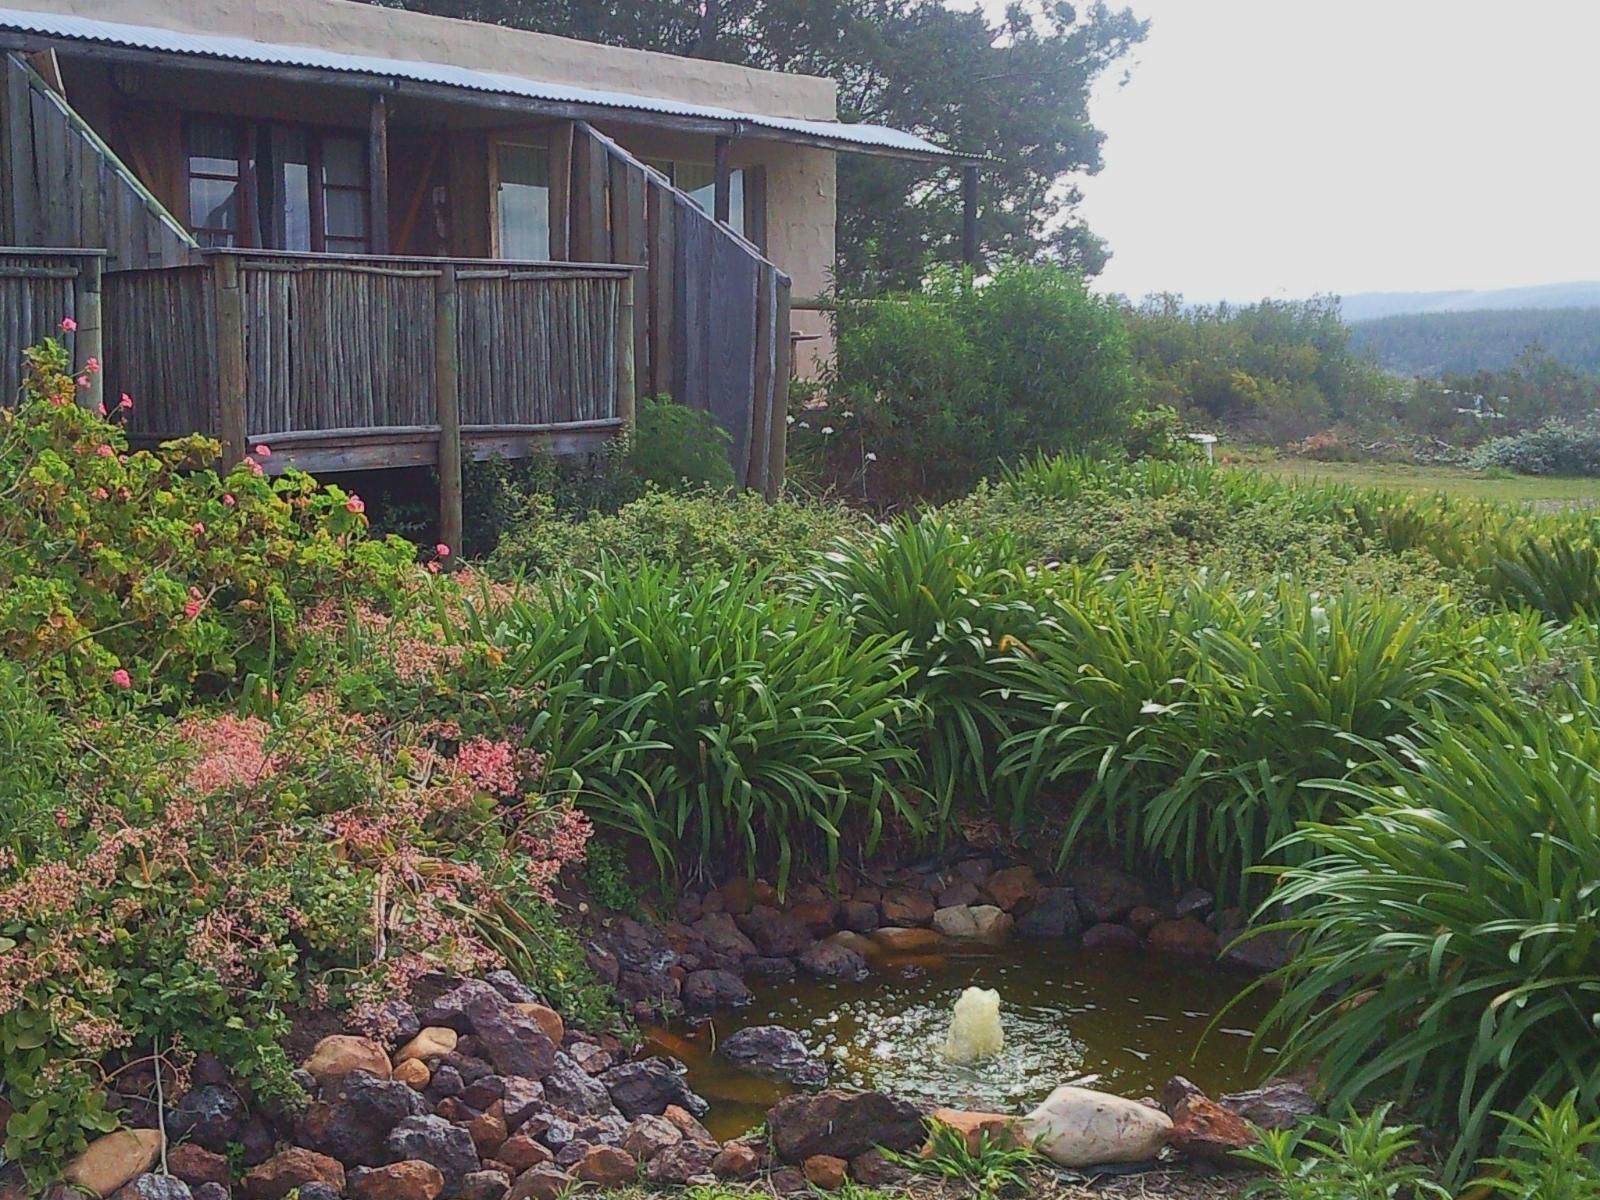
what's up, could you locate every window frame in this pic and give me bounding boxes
[489,137,554,261]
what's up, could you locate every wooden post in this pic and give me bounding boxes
[368,92,390,255]
[434,263,463,555]
[214,254,248,468]
[73,254,103,413]
[616,272,637,429]
[961,162,979,268]
[548,121,573,260]
[713,135,732,226]
[766,276,791,499]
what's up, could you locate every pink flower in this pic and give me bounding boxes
[346,495,365,514]
[110,669,131,689]
[253,444,272,458]
[95,444,114,458]
[427,561,441,574]
[184,598,204,621]
[435,543,451,558]
[119,393,133,410]
[61,317,77,332]
[223,494,236,507]
[97,402,107,416]
[243,458,264,476]
[92,487,108,500]
[77,375,90,389]
[192,522,206,535]
[85,357,101,374]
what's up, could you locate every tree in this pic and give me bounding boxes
[368,0,1145,289]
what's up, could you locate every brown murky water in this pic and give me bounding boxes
[651,943,1277,1140]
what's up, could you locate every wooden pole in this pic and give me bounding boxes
[434,262,463,555]
[616,272,636,429]
[214,254,248,468]
[766,276,791,499]
[73,254,103,413]
[713,135,732,226]
[961,163,979,268]
[368,92,390,255]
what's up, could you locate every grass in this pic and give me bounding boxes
[1253,458,1600,506]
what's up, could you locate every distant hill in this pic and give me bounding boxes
[1348,306,1600,376]
[1341,282,1600,323]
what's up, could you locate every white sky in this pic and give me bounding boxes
[1063,0,1600,302]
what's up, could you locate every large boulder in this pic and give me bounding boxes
[1021,1085,1171,1168]
[304,1035,392,1088]
[242,1148,346,1200]
[720,1026,829,1089]
[63,1130,165,1198]
[383,1116,481,1197]
[767,1091,925,1162]
[600,1058,708,1119]
[312,1070,430,1166]
[1169,1092,1257,1163]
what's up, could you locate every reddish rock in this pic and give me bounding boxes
[852,884,883,906]
[770,1166,810,1195]
[662,1104,719,1147]
[926,1108,1024,1153]
[167,1143,229,1187]
[350,1160,445,1200]
[242,1148,345,1200]
[510,1004,564,1047]
[711,1142,760,1180]
[1127,905,1164,936]
[621,1114,683,1161]
[574,1145,637,1187]
[803,1154,848,1190]
[1161,1075,1206,1116]
[643,1140,717,1185]
[434,1096,474,1123]
[1081,922,1140,950]
[498,1133,553,1173]
[838,900,880,932]
[467,1104,510,1157]
[506,1164,570,1200]
[1170,1093,1257,1163]
[460,1168,512,1200]
[768,1090,925,1162]
[691,912,759,961]
[936,880,980,908]
[736,905,813,957]
[869,926,942,953]
[982,865,1039,913]
[788,899,840,936]
[718,878,759,915]
[394,1059,432,1090]
[1147,917,1219,960]
[880,887,935,927]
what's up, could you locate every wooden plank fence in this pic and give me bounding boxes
[0,246,105,408]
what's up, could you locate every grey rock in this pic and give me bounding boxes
[644,1140,716,1186]
[486,969,541,1005]
[542,1052,619,1117]
[112,1175,192,1200]
[376,998,422,1045]
[1017,887,1082,940]
[743,956,797,982]
[682,968,753,1011]
[315,1069,431,1166]
[1067,864,1149,924]
[420,978,507,1032]
[191,1186,232,1200]
[1175,888,1215,920]
[600,1057,709,1119]
[384,1114,481,1196]
[1220,1078,1319,1130]
[427,1064,466,1100]
[797,940,869,983]
[459,1170,512,1200]
[465,991,557,1078]
[499,1076,546,1130]
[168,1085,246,1152]
[719,1026,828,1089]
[767,1089,924,1162]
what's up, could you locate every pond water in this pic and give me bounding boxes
[650,943,1277,1141]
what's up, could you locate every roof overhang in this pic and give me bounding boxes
[0,8,983,164]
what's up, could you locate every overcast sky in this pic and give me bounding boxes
[1066,0,1600,303]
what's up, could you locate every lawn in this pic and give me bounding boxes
[1250,458,1600,507]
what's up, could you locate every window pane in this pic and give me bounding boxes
[496,144,550,260]
[324,189,369,241]
[189,176,239,240]
[278,130,312,252]
[680,164,744,238]
[187,119,239,178]
[322,137,366,188]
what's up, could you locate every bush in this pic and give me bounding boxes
[1472,416,1600,476]
[823,262,1136,501]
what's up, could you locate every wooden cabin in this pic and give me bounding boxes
[0,0,975,540]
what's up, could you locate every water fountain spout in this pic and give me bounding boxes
[942,986,1004,1064]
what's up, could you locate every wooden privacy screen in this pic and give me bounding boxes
[568,122,791,497]
[0,247,105,404]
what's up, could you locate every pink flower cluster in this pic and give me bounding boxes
[456,737,522,798]
[177,713,278,795]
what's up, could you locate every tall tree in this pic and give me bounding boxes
[374,0,1145,289]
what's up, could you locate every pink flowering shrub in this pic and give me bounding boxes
[0,337,418,704]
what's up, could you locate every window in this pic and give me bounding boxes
[647,159,746,239]
[185,116,371,254]
[494,143,551,260]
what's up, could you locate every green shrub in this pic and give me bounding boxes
[1474,1094,1600,1199]
[1237,1105,1448,1199]
[627,394,736,492]
[1472,416,1600,476]
[1258,678,1600,1182]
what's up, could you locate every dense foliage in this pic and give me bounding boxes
[1350,304,1600,376]
[1472,413,1600,476]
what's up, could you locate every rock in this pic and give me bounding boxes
[63,1129,165,1197]
[505,1164,570,1200]
[566,1042,613,1076]
[486,970,541,1005]
[936,880,981,908]
[768,1090,925,1162]
[1219,1078,1319,1131]
[837,901,880,933]
[305,1035,393,1088]
[711,1143,760,1180]
[531,1114,581,1150]
[880,887,935,927]
[608,917,678,975]
[376,999,423,1045]
[498,1134,554,1173]
[384,1116,480,1196]
[397,1027,460,1065]
[572,1115,628,1148]
[787,899,840,936]
[1017,887,1082,940]
[350,1161,445,1200]
[542,1052,619,1116]
[932,904,1014,945]
[1161,1075,1206,1116]
[735,905,812,957]
[242,1149,346,1200]
[1170,1093,1257,1163]
[464,992,557,1079]
[850,1149,910,1187]
[314,1070,430,1167]
[239,1118,275,1167]
[662,1105,718,1147]
[743,955,798,981]
[621,1114,683,1161]
[509,1005,563,1047]
[428,1065,465,1100]
[798,939,869,982]
[1220,927,1295,974]
[441,1052,494,1088]
[1127,905,1163,936]
[926,1108,1023,1153]
[643,1141,716,1186]
[600,1057,708,1119]
[1081,922,1140,950]
[499,1077,546,1129]
[420,979,508,1032]
[551,1140,590,1169]
[1176,888,1215,919]
[467,1106,510,1158]
[682,968,753,1011]
[720,1026,829,1088]
[574,1146,637,1188]
[982,865,1039,913]
[803,1155,848,1190]
[717,878,759,916]
[584,943,620,987]
[1022,1086,1172,1168]
[770,1166,809,1195]
[111,1175,191,1200]
[167,1144,230,1189]
[168,1085,246,1152]
[869,927,942,953]
[1067,865,1149,924]
[394,1059,432,1090]
[1147,917,1219,960]
[458,1171,510,1200]
[192,1186,231,1200]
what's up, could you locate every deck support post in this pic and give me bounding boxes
[713,134,732,226]
[616,271,636,428]
[434,262,463,556]
[766,276,791,499]
[368,92,390,255]
[214,253,248,469]
[961,162,979,268]
[73,253,103,412]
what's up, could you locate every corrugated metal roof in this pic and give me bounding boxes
[0,7,971,160]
